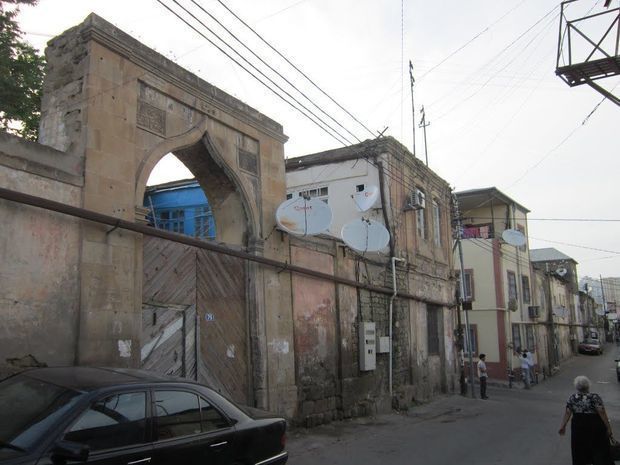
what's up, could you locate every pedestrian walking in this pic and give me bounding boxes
[520,351,531,389]
[477,353,488,399]
[558,375,614,465]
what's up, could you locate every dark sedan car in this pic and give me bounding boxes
[578,338,603,355]
[0,367,288,465]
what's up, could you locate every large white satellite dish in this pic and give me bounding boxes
[341,218,390,253]
[502,229,527,247]
[352,184,379,212]
[276,197,332,236]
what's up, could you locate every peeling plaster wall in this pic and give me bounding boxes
[290,235,456,426]
[0,140,82,375]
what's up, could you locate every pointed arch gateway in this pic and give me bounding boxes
[139,127,258,404]
[38,13,295,415]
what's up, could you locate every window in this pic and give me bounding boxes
[298,186,328,203]
[286,193,293,200]
[199,398,229,432]
[155,391,202,439]
[526,325,535,352]
[522,275,531,304]
[194,206,215,240]
[416,208,426,239]
[159,209,185,233]
[154,391,229,440]
[427,305,441,355]
[507,271,518,303]
[512,324,522,352]
[462,324,478,355]
[463,269,475,302]
[64,392,147,451]
[356,184,365,192]
[432,200,442,247]
[516,224,527,252]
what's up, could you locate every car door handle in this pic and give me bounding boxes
[210,441,228,448]
[128,458,151,465]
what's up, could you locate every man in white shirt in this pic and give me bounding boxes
[477,353,489,399]
[521,349,532,389]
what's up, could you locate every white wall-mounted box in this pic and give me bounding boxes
[377,336,390,354]
[359,321,376,371]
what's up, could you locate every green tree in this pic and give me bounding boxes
[0,0,45,141]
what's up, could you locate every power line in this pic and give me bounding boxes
[213,0,377,138]
[188,0,363,144]
[528,236,620,255]
[418,0,530,82]
[162,0,355,146]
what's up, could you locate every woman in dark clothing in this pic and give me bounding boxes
[558,375,614,465]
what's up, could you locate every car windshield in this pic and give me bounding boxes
[0,374,83,454]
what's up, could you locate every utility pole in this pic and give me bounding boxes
[409,60,416,157]
[600,275,609,340]
[419,106,430,166]
[453,194,476,398]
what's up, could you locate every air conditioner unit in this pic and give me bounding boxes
[407,189,426,210]
[508,298,518,311]
[528,306,540,319]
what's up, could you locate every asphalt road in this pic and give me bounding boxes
[287,345,620,465]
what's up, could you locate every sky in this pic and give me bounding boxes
[14,0,620,279]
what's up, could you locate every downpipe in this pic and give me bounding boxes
[389,256,406,397]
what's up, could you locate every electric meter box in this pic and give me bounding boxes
[359,321,376,371]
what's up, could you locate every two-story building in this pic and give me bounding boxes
[286,136,458,415]
[454,187,539,383]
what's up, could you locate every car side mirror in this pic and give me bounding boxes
[52,440,89,463]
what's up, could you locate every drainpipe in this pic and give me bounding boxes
[389,256,406,397]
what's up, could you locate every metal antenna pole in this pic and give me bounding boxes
[419,106,431,166]
[409,60,416,156]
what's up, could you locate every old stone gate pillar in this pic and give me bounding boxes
[38,13,297,416]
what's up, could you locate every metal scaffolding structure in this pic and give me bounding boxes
[556,0,620,106]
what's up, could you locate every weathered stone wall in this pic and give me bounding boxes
[0,133,83,376]
[289,234,456,426]
[1,13,297,416]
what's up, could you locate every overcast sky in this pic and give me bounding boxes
[16,0,620,279]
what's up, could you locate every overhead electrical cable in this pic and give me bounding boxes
[418,0,530,81]
[507,83,619,188]
[188,0,363,144]
[163,0,355,146]
[213,0,377,138]
[427,4,560,112]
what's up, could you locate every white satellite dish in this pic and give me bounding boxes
[595,307,606,316]
[556,267,568,277]
[352,185,379,212]
[502,229,527,247]
[275,197,332,236]
[341,218,390,253]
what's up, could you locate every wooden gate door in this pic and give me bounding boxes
[196,249,249,405]
[141,236,250,405]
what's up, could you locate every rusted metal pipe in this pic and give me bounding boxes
[0,186,452,306]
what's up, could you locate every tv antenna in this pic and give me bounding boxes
[419,106,430,166]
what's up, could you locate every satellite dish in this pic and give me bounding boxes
[595,307,606,316]
[352,185,379,212]
[556,267,568,277]
[502,229,526,247]
[276,197,332,236]
[341,218,390,253]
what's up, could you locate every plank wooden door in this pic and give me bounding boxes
[196,249,249,404]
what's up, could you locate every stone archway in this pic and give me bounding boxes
[37,13,297,414]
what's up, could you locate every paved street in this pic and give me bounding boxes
[287,346,620,465]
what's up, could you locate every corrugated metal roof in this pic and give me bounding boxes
[530,247,576,263]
